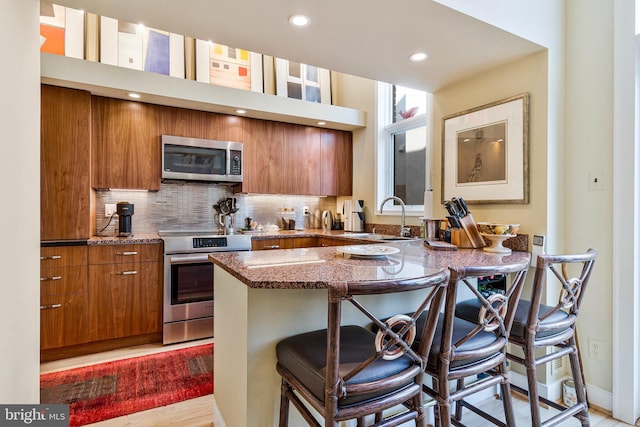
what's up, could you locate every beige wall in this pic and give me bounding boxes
[432,51,549,236]
[0,0,41,403]
[331,72,379,220]
[333,51,549,236]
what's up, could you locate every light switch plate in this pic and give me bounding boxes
[531,234,545,267]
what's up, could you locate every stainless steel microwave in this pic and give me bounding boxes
[161,135,243,183]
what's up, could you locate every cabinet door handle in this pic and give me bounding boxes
[116,270,138,275]
[40,255,62,260]
[40,276,62,281]
[40,304,62,310]
[265,245,281,250]
[117,251,138,256]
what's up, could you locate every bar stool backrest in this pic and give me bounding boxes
[527,249,597,342]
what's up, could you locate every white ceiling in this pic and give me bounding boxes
[53,0,544,92]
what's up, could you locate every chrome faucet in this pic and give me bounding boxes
[379,196,411,237]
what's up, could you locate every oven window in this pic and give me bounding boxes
[170,262,214,304]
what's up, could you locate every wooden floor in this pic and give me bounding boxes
[41,339,635,427]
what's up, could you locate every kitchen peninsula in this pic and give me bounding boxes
[209,240,530,426]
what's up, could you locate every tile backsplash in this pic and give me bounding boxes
[95,181,334,236]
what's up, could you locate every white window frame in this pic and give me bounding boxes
[375,81,432,217]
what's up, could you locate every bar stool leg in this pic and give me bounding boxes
[454,379,464,422]
[524,345,543,427]
[497,362,516,426]
[279,379,290,427]
[568,338,591,426]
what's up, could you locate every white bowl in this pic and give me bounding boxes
[476,222,520,236]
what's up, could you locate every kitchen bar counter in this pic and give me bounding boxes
[210,239,529,289]
[209,241,530,427]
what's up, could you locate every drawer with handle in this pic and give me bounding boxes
[40,266,87,296]
[88,243,162,265]
[40,245,87,268]
[40,293,88,349]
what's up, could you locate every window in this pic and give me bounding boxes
[376,82,432,215]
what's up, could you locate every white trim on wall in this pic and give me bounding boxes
[612,2,640,422]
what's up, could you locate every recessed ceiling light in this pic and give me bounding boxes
[409,52,428,62]
[128,93,141,99]
[289,14,310,27]
[317,121,326,126]
[235,109,247,114]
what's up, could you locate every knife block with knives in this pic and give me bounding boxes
[445,198,486,249]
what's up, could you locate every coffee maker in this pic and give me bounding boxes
[116,202,134,236]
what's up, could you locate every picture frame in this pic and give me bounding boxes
[441,93,529,204]
[274,58,332,104]
[195,39,263,93]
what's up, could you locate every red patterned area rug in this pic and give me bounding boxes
[40,343,213,426]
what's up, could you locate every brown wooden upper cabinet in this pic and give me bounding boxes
[240,120,352,196]
[41,85,92,240]
[283,126,322,195]
[88,94,351,195]
[91,97,161,190]
[242,119,285,194]
[321,129,353,196]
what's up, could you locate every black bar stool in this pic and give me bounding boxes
[423,260,530,427]
[506,250,597,426]
[275,270,450,427]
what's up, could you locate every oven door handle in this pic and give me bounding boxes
[168,255,212,264]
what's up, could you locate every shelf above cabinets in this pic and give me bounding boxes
[41,53,367,132]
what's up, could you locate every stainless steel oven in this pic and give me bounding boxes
[160,230,251,344]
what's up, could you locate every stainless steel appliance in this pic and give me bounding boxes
[159,230,252,344]
[161,135,243,183]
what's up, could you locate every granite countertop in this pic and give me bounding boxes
[209,240,530,289]
[88,233,162,245]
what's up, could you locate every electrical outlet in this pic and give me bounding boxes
[303,206,310,216]
[531,234,545,267]
[105,203,117,217]
[589,338,607,362]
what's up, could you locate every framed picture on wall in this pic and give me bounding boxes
[274,58,331,104]
[441,93,529,204]
[195,40,263,93]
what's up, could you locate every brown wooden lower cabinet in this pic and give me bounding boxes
[251,236,359,250]
[252,236,320,250]
[316,237,359,247]
[292,237,318,248]
[88,244,162,342]
[40,245,89,350]
[40,243,163,360]
[40,293,89,350]
[251,238,285,250]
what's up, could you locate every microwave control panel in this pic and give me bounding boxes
[230,150,242,176]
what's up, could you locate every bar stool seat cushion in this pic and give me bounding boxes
[414,312,501,370]
[456,299,571,341]
[276,325,416,407]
